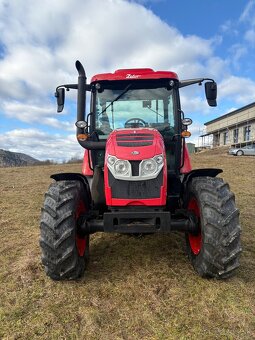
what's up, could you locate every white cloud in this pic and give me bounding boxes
[239,0,255,23]
[179,90,211,116]
[220,20,239,36]
[219,1,255,72]
[0,0,219,94]
[239,1,255,49]
[0,128,83,161]
[218,75,255,104]
[245,29,255,43]
[131,0,164,4]
[1,101,74,131]
[229,44,248,70]
[220,20,232,33]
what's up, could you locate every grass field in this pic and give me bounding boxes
[0,149,254,339]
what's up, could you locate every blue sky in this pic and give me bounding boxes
[0,0,255,161]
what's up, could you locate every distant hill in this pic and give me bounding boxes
[0,149,41,167]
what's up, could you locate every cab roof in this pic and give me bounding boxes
[91,68,179,83]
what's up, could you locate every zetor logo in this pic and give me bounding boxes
[126,74,141,79]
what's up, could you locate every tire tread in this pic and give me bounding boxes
[40,180,89,280]
[186,176,241,279]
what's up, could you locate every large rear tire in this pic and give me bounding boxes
[185,177,242,279]
[40,180,90,280]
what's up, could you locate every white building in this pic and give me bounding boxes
[201,102,255,147]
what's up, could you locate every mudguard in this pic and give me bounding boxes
[50,172,92,208]
[182,168,223,194]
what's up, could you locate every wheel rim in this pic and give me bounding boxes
[75,200,87,257]
[188,197,202,255]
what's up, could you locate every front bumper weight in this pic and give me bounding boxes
[79,211,197,234]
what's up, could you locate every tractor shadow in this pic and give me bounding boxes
[83,232,191,282]
[82,232,252,284]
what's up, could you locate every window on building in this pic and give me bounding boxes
[244,125,251,141]
[213,133,220,147]
[233,128,239,143]
[223,131,228,145]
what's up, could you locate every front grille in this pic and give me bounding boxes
[116,135,154,141]
[108,170,163,199]
[117,141,152,147]
[116,133,154,147]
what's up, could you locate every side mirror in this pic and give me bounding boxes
[205,81,217,107]
[55,88,65,112]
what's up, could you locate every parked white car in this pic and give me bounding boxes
[229,144,255,156]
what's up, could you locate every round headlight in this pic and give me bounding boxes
[154,155,164,164]
[75,120,87,129]
[114,160,129,175]
[107,156,116,166]
[141,159,157,175]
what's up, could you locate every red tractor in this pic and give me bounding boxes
[40,61,241,280]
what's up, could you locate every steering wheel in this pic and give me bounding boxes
[124,118,148,128]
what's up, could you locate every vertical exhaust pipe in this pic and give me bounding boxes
[75,60,86,125]
[74,60,106,150]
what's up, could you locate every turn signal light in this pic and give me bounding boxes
[77,133,88,141]
[181,131,191,138]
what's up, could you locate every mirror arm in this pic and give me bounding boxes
[56,84,91,91]
[179,78,215,88]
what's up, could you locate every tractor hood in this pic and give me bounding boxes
[105,128,165,160]
[104,128,167,206]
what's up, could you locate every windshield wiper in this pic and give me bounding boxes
[99,83,132,117]
[145,105,164,118]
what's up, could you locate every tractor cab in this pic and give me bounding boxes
[56,63,216,177]
[89,71,181,180]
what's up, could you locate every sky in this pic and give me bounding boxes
[0,0,255,161]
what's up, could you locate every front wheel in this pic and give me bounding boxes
[185,177,242,279]
[236,150,244,156]
[40,180,90,280]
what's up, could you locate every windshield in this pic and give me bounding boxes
[95,86,175,139]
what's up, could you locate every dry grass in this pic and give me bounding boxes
[0,149,255,339]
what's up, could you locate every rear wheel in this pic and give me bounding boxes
[185,177,242,279]
[40,180,90,280]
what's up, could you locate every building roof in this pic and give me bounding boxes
[204,101,255,126]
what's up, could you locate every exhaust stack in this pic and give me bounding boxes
[75,60,106,150]
[75,60,86,123]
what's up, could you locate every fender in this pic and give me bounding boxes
[182,168,223,193]
[50,172,92,208]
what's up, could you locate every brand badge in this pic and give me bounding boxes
[131,151,140,155]
[126,74,141,79]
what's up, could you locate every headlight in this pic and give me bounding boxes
[114,160,130,176]
[107,155,131,179]
[107,154,163,180]
[140,154,164,178]
[140,158,157,176]
[75,120,87,129]
[107,156,116,166]
[154,155,164,164]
